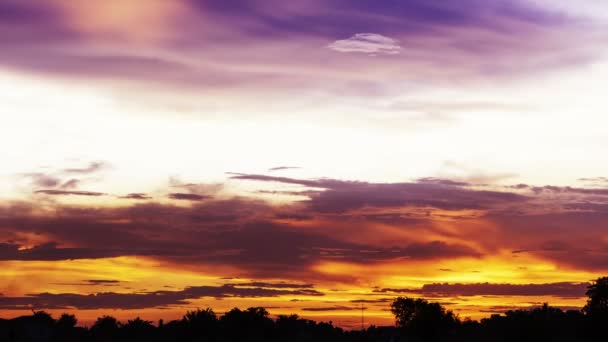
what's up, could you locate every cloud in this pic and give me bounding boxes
[420,282,589,297]
[0,242,137,261]
[119,193,152,200]
[229,173,528,212]
[268,166,301,172]
[52,279,122,287]
[21,173,61,187]
[302,305,362,311]
[486,211,608,271]
[6,172,608,280]
[0,283,324,310]
[0,198,478,279]
[34,190,106,196]
[18,164,100,193]
[578,177,608,187]
[350,298,393,304]
[226,281,315,289]
[328,33,401,55]
[59,179,80,189]
[168,178,224,196]
[527,185,608,196]
[0,0,604,103]
[85,280,121,285]
[373,287,421,294]
[63,162,108,174]
[168,193,209,201]
[478,304,584,314]
[374,282,589,298]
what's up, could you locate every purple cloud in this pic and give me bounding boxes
[420,282,589,297]
[0,284,323,310]
[230,173,528,212]
[0,0,603,98]
[168,193,209,201]
[119,193,152,200]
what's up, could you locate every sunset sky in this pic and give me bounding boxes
[2,0,608,329]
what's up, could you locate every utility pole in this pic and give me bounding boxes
[361,303,364,331]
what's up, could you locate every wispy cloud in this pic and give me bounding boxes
[168,193,209,201]
[268,166,301,172]
[63,161,108,174]
[34,189,106,196]
[0,283,324,310]
[328,33,401,55]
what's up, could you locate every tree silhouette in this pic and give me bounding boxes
[32,310,55,325]
[181,307,218,340]
[583,276,608,317]
[90,315,120,341]
[55,313,81,342]
[220,307,274,341]
[56,313,77,330]
[183,307,217,326]
[390,297,458,341]
[123,317,154,341]
[582,276,608,339]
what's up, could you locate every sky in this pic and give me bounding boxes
[1,0,608,329]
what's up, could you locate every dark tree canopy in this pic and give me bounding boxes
[584,276,608,317]
[391,297,459,341]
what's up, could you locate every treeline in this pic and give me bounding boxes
[0,276,607,342]
[387,276,608,342]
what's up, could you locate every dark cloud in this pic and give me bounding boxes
[0,199,477,278]
[168,193,209,201]
[0,284,324,310]
[302,306,362,312]
[415,178,469,187]
[52,280,122,287]
[226,282,315,289]
[478,305,583,314]
[373,288,421,294]
[420,282,589,297]
[21,173,61,188]
[487,211,608,271]
[373,282,589,298]
[229,173,528,212]
[528,185,608,196]
[19,167,85,192]
[34,190,106,197]
[350,298,393,304]
[6,172,608,279]
[0,242,138,261]
[119,193,152,200]
[86,280,121,285]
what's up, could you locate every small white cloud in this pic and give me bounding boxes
[327,33,401,55]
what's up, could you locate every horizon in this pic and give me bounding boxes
[2,0,608,330]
